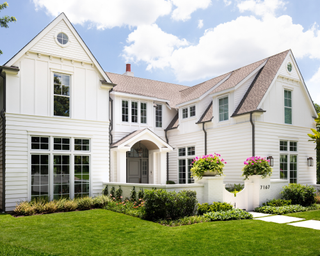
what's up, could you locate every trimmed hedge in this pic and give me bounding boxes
[204,209,253,221]
[255,205,308,215]
[197,202,233,215]
[262,199,292,207]
[281,184,316,206]
[144,189,197,221]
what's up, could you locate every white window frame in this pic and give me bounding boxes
[140,102,147,124]
[28,135,91,201]
[279,140,298,183]
[182,108,188,119]
[155,104,162,128]
[218,96,229,122]
[121,99,148,125]
[189,105,196,117]
[178,146,195,184]
[284,89,293,125]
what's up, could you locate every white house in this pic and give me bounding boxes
[0,13,317,211]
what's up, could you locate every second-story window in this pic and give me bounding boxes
[141,103,147,124]
[156,104,162,128]
[131,102,138,123]
[284,90,292,124]
[219,97,228,121]
[122,100,128,122]
[54,73,70,117]
[182,108,188,119]
[190,106,196,117]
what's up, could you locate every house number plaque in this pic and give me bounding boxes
[260,185,270,190]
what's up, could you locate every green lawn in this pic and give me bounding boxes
[1,210,320,255]
[286,209,320,220]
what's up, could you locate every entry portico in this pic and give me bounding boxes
[110,129,173,185]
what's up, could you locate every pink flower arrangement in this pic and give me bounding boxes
[190,153,226,179]
[242,156,272,180]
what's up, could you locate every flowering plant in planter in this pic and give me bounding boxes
[242,156,272,180]
[190,153,226,180]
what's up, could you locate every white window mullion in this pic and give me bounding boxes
[49,136,54,201]
[70,138,75,199]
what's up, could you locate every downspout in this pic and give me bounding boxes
[109,96,113,183]
[202,123,207,155]
[0,70,6,212]
[165,130,169,183]
[250,112,255,157]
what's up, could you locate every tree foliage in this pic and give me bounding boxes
[0,2,16,55]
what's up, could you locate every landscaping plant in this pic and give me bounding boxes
[130,186,137,201]
[204,209,253,221]
[110,186,115,198]
[225,183,244,196]
[255,205,308,214]
[281,183,316,206]
[138,188,145,200]
[115,186,123,201]
[262,199,292,207]
[190,153,226,179]
[197,202,233,215]
[102,185,109,196]
[242,156,272,180]
[158,215,210,226]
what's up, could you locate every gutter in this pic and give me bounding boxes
[165,130,169,183]
[250,112,255,157]
[0,69,6,212]
[109,96,113,183]
[202,123,207,155]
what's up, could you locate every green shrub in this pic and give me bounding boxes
[262,199,292,207]
[93,195,110,208]
[76,197,94,210]
[130,186,137,201]
[105,199,145,218]
[158,215,210,226]
[14,201,36,216]
[204,209,253,221]
[44,201,58,213]
[110,186,115,198]
[255,205,308,214]
[144,189,197,221]
[115,186,123,201]
[197,202,233,215]
[281,183,316,206]
[63,199,78,211]
[102,185,109,196]
[138,188,144,200]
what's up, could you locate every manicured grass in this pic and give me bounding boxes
[286,209,320,220]
[1,210,320,255]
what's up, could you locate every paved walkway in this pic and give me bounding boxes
[248,212,320,230]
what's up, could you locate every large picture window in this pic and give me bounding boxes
[74,155,90,198]
[219,97,228,121]
[280,140,297,183]
[31,155,49,201]
[284,90,292,124]
[178,146,195,184]
[53,155,70,200]
[54,73,70,117]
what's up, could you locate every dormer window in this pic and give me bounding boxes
[190,106,196,117]
[182,106,196,119]
[219,97,228,121]
[182,108,188,119]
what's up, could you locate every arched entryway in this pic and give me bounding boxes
[126,142,149,183]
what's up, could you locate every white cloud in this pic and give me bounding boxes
[223,0,232,6]
[307,67,320,104]
[238,0,286,17]
[122,24,189,70]
[33,0,172,29]
[198,19,204,29]
[170,0,211,21]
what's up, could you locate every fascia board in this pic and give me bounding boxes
[210,87,234,98]
[110,91,168,103]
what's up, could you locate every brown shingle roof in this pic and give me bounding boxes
[233,50,289,116]
[197,102,213,123]
[111,129,146,147]
[106,72,188,108]
[165,113,179,131]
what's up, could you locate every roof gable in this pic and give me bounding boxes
[4,13,112,84]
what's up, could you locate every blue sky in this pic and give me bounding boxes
[1,0,320,103]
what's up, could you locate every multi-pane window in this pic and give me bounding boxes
[219,97,228,121]
[280,140,298,183]
[190,106,196,117]
[74,156,90,198]
[54,138,70,151]
[53,155,70,200]
[31,155,49,201]
[141,103,147,124]
[131,102,138,123]
[182,108,188,119]
[31,137,49,150]
[122,100,128,122]
[156,104,162,128]
[75,139,90,151]
[178,146,195,184]
[30,137,91,201]
[284,90,292,124]
[54,73,70,117]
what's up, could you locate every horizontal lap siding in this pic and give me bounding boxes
[5,113,109,211]
[207,122,252,184]
[255,122,316,184]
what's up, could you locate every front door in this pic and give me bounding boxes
[127,158,141,183]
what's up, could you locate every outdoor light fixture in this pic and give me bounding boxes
[307,157,314,167]
[267,156,274,167]
[137,142,143,157]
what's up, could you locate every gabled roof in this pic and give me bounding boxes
[165,113,179,131]
[196,102,213,124]
[4,13,113,85]
[233,50,289,116]
[107,72,188,108]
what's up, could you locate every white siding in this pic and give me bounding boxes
[30,20,91,63]
[5,113,109,211]
[0,114,3,209]
[255,121,316,184]
[278,54,300,80]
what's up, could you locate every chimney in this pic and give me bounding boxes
[123,63,134,77]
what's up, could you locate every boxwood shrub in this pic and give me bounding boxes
[204,209,253,221]
[144,189,197,221]
[281,184,316,206]
[255,205,308,214]
[262,199,292,207]
[197,202,233,215]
